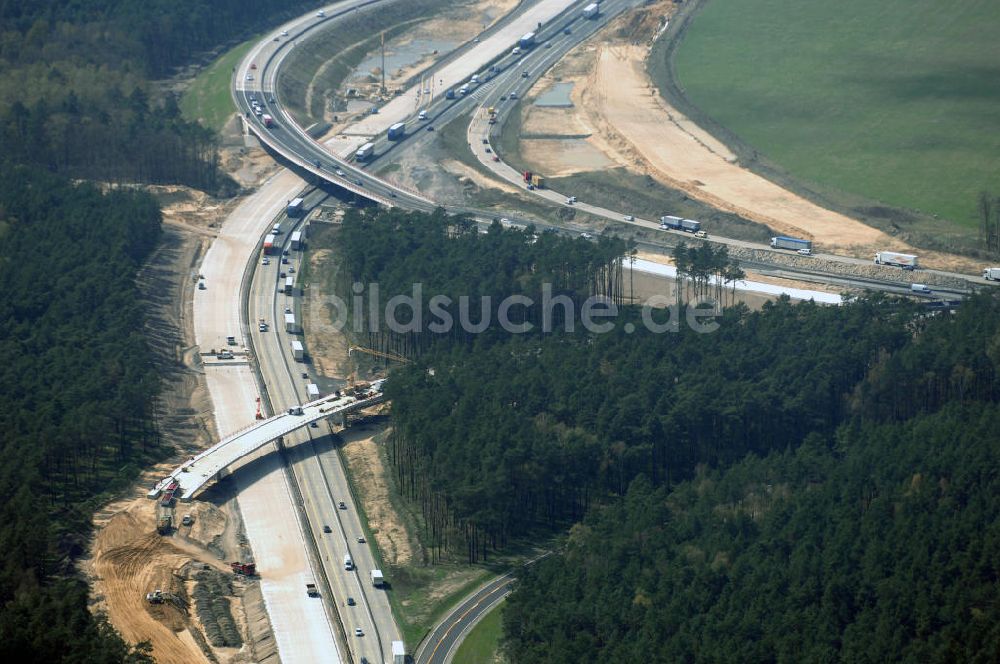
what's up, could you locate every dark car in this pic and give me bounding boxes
[346,597,356,606]
[323,525,332,533]
[279,272,286,278]
[426,125,434,132]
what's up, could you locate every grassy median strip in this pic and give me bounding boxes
[180,38,257,131]
[453,604,505,664]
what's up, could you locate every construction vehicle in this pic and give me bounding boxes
[181,514,193,526]
[146,589,165,604]
[530,174,545,189]
[230,562,257,576]
[306,583,319,597]
[157,515,172,535]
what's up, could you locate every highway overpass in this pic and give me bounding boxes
[148,385,384,501]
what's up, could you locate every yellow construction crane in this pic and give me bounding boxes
[348,345,411,364]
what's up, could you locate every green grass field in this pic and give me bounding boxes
[179,38,257,131]
[453,605,504,664]
[671,0,1000,235]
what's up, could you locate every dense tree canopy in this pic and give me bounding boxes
[334,211,1000,660]
[500,294,1000,662]
[0,0,318,190]
[0,165,161,661]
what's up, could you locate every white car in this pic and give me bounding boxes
[797,248,812,256]
[245,73,254,81]
[623,215,635,222]
[335,169,345,177]
[354,628,364,637]
[280,30,289,37]
[262,257,270,265]
[580,232,593,240]
[316,10,325,17]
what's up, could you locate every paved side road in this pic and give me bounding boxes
[417,574,515,664]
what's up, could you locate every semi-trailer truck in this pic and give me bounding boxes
[519,32,536,49]
[583,2,599,18]
[984,267,1000,281]
[659,216,701,233]
[387,122,405,140]
[285,312,297,332]
[392,641,406,664]
[287,197,304,217]
[355,142,375,161]
[284,277,294,295]
[770,236,812,252]
[874,251,918,269]
[262,114,275,128]
[291,340,304,361]
[290,230,302,250]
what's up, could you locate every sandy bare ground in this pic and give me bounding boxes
[303,248,352,379]
[87,163,281,663]
[340,425,416,567]
[90,499,212,664]
[581,43,899,254]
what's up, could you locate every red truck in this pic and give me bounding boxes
[262,114,275,128]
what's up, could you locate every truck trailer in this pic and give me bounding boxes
[291,340,305,361]
[519,32,536,49]
[874,251,918,269]
[355,142,375,161]
[307,383,320,398]
[262,114,275,128]
[371,569,384,587]
[770,236,812,252]
[284,277,294,295]
[285,313,297,332]
[984,267,1000,281]
[392,641,406,664]
[290,230,302,251]
[287,197,304,217]
[583,2,599,18]
[387,122,405,140]
[263,233,278,254]
[659,215,683,230]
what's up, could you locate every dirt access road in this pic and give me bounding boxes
[512,1,952,263]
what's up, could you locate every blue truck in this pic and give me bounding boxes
[387,122,405,140]
[659,215,701,233]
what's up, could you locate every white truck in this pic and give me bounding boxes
[355,142,375,161]
[290,230,302,251]
[392,641,406,664]
[874,251,918,269]
[291,340,305,361]
[344,554,353,571]
[285,312,297,333]
[371,569,384,587]
[583,2,599,18]
[984,267,1000,281]
[770,236,812,252]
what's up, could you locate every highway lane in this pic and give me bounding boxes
[416,575,514,664]
[248,191,402,664]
